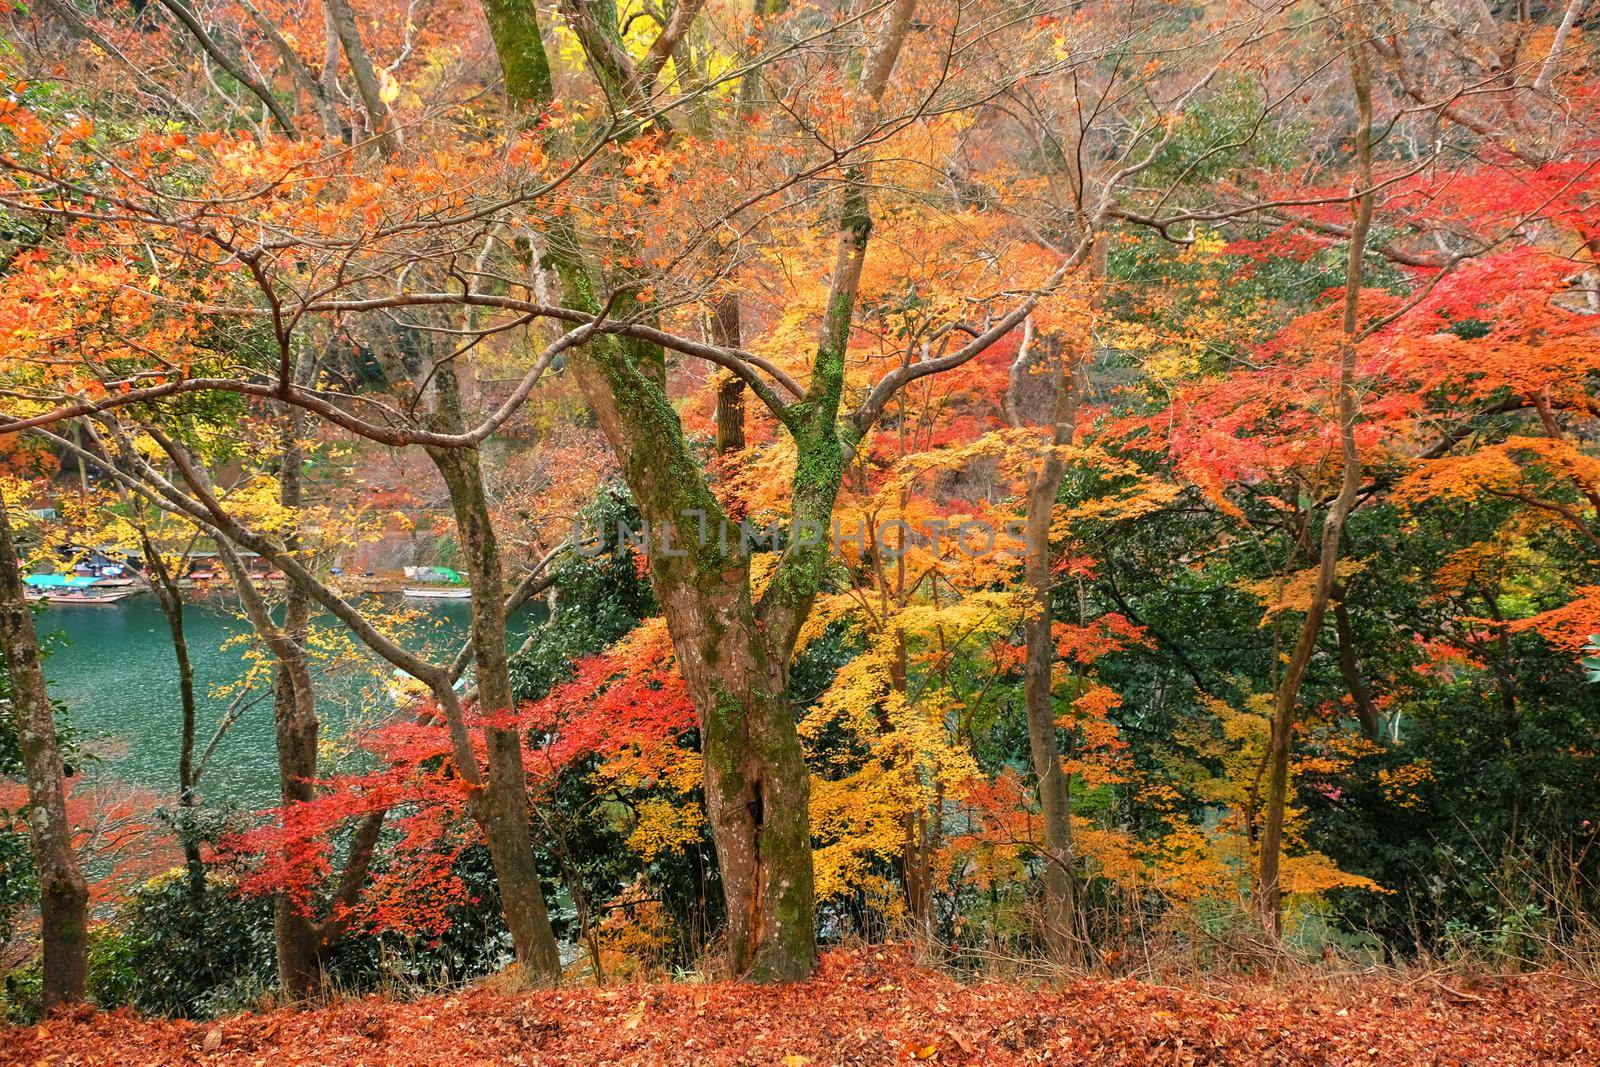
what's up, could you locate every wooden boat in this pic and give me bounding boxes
[402,565,471,599]
[24,574,141,604]
[386,668,469,708]
[402,585,473,599]
[86,576,139,588]
[25,586,141,605]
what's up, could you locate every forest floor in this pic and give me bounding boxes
[5,947,1598,1065]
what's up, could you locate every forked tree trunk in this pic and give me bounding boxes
[569,334,817,981]
[140,351,563,985]
[0,493,88,1008]
[476,0,816,979]
[128,429,463,994]
[474,0,918,983]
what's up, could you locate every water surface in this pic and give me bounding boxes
[37,594,538,809]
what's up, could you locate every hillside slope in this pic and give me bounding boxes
[5,950,1597,1065]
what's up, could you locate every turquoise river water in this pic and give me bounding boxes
[35,594,541,809]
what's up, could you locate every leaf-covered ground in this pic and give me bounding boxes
[6,949,1598,1065]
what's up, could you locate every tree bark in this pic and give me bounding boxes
[475,0,813,975]
[1332,598,1381,741]
[669,576,814,980]
[566,325,816,980]
[1017,265,1094,963]
[271,397,327,997]
[212,527,324,997]
[426,360,562,983]
[155,0,298,134]
[0,492,89,1008]
[480,0,555,107]
[472,0,921,982]
[239,0,345,140]
[1257,9,1373,936]
[322,0,401,153]
[900,809,935,935]
[129,425,505,883]
[139,525,207,900]
[711,296,746,454]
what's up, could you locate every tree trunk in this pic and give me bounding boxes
[900,810,935,936]
[213,533,324,997]
[572,327,818,981]
[568,331,817,981]
[427,362,562,982]
[158,563,206,899]
[269,409,327,998]
[322,0,400,152]
[269,657,324,997]
[1014,242,1100,963]
[1333,599,1381,741]
[1257,9,1373,935]
[663,577,815,981]
[711,296,746,454]
[471,0,923,983]
[135,516,207,900]
[1021,335,1084,964]
[135,365,562,986]
[0,492,88,1008]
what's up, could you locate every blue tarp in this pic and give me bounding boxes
[24,574,100,588]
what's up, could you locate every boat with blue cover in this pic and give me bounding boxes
[24,573,142,605]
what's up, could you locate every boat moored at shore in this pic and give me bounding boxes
[24,574,143,605]
[401,565,472,599]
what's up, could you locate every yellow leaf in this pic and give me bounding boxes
[379,71,401,105]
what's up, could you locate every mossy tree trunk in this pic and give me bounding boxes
[426,358,563,983]
[567,329,820,980]
[474,0,917,981]
[0,491,89,1008]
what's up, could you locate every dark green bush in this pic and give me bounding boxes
[101,871,276,1019]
